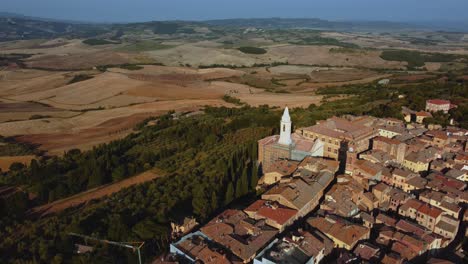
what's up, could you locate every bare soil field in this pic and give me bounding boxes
[0,101,76,122]
[145,43,284,66]
[25,50,152,70]
[269,45,405,69]
[11,99,229,154]
[0,69,72,96]
[0,155,36,172]
[28,170,163,217]
[233,92,323,108]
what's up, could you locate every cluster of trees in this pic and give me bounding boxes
[67,74,94,84]
[82,39,119,46]
[0,106,279,263]
[237,46,267,55]
[315,77,467,128]
[380,50,468,69]
[293,36,359,48]
[0,136,38,157]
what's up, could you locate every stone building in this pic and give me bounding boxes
[426,99,456,114]
[258,107,323,170]
[298,116,379,173]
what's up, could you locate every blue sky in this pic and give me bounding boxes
[2,0,467,23]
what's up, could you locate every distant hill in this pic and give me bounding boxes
[1,13,467,42]
[204,18,468,33]
[0,15,111,41]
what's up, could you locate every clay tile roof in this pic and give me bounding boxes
[374,136,401,145]
[245,200,298,225]
[354,160,382,176]
[401,199,424,211]
[393,168,412,178]
[265,160,299,175]
[416,111,432,117]
[373,182,390,193]
[406,176,427,189]
[257,206,296,225]
[427,99,451,105]
[353,242,380,261]
[417,204,443,219]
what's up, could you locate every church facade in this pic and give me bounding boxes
[258,107,324,170]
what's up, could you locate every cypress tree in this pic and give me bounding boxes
[225,182,234,205]
[210,191,218,213]
[250,163,259,190]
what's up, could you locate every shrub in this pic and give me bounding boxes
[238,46,267,55]
[83,39,117,45]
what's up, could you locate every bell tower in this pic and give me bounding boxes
[278,107,292,146]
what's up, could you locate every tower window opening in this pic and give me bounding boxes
[283,125,285,132]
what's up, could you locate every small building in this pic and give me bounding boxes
[171,217,198,239]
[426,99,456,114]
[307,215,370,251]
[353,242,381,262]
[415,111,432,124]
[244,200,297,232]
[254,229,333,264]
[433,215,459,241]
[261,160,299,186]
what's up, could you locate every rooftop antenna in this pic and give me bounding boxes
[68,232,145,264]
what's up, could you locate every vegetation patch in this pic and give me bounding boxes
[82,39,120,45]
[119,64,144,71]
[0,137,38,156]
[238,46,267,54]
[119,41,176,52]
[293,36,359,48]
[222,95,245,106]
[67,74,94,84]
[380,50,468,69]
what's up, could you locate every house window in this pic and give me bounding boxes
[328,147,331,152]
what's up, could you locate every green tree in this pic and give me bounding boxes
[192,186,209,220]
[224,182,234,205]
[250,163,259,190]
[210,191,218,213]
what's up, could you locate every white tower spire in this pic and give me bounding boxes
[278,107,292,146]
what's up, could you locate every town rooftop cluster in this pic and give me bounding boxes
[163,99,466,264]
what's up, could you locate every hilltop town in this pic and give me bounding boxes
[167,99,467,264]
[0,8,467,263]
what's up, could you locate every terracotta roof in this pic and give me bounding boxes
[177,235,233,264]
[200,209,278,262]
[392,168,412,178]
[354,159,383,176]
[307,216,369,248]
[417,204,443,219]
[396,220,426,237]
[373,182,391,193]
[353,242,380,261]
[302,116,375,141]
[400,199,424,212]
[406,176,427,189]
[262,178,319,210]
[264,159,299,175]
[374,136,401,145]
[427,99,450,105]
[376,213,397,226]
[244,200,297,225]
[416,111,432,117]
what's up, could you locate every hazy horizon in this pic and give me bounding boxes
[2,0,468,23]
